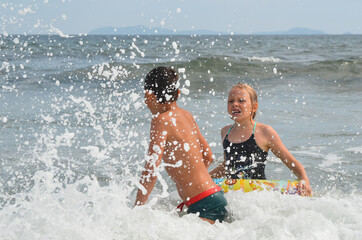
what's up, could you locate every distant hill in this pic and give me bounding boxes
[254,27,325,35]
[88,26,326,35]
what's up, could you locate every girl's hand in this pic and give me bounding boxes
[298,180,312,196]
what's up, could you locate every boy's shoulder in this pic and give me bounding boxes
[156,107,190,119]
[151,107,192,126]
[151,111,171,126]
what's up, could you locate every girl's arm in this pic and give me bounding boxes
[209,159,226,178]
[209,126,230,178]
[194,120,215,168]
[265,126,312,196]
[135,117,167,206]
[200,136,214,168]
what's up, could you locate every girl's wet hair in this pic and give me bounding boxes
[231,83,258,119]
[144,66,179,103]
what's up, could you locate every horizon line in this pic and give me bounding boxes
[1,33,360,36]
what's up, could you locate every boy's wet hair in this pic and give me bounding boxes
[232,83,258,119]
[144,66,179,103]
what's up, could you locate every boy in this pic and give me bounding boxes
[135,66,228,224]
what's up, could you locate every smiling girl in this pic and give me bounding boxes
[209,83,312,196]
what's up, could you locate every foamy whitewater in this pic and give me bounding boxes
[1,33,362,239]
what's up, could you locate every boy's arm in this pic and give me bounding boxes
[135,118,167,206]
[265,127,312,196]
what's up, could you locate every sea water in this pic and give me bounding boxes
[1,34,361,239]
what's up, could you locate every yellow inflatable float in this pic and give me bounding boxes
[213,178,302,195]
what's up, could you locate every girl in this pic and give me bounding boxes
[209,83,312,196]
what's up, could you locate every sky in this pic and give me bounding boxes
[1,0,362,35]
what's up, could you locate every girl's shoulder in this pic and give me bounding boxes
[255,122,270,131]
[254,122,280,151]
[221,124,233,140]
[255,122,279,138]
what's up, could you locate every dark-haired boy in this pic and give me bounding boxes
[135,66,228,224]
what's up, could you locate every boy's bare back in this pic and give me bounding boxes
[149,106,216,201]
[135,66,228,223]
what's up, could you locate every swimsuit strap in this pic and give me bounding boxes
[227,125,233,135]
[227,122,256,137]
[223,126,233,142]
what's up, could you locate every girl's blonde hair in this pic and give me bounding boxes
[231,83,258,119]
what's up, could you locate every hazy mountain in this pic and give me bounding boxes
[254,27,325,35]
[88,26,326,35]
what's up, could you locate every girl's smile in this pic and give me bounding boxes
[227,88,255,122]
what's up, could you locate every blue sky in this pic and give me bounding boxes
[1,0,361,35]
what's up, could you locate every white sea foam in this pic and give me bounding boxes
[40,114,54,123]
[248,56,281,63]
[129,92,140,102]
[69,95,96,115]
[1,175,361,239]
[93,63,129,81]
[81,146,109,160]
[345,146,362,154]
[0,61,10,72]
[319,153,342,168]
[134,101,142,110]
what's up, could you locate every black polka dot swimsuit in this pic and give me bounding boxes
[223,122,268,179]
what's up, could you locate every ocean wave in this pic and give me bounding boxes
[247,56,282,63]
[45,62,138,83]
[305,57,362,80]
[157,56,362,82]
[4,54,361,85]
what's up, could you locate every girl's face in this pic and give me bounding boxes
[227,87,257,122]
